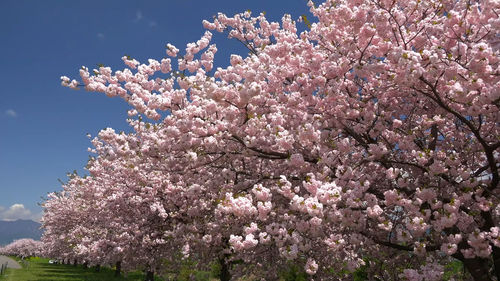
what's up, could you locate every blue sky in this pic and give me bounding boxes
[0,0,310,221]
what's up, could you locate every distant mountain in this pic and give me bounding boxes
[0,219,43,246]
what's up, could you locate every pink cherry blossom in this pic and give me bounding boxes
[48,0,500,279]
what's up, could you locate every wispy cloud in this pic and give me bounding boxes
[5,109,17,118]
[134,10,143,22]
[0,204,42,222]
[133,10,156,28]
[97,33,105,39]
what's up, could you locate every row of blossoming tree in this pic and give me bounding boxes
[0,239,43,259]
[43,0,500,280]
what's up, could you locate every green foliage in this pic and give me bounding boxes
[353,261,369,281]
[301,15,312,29]
[279,263,308,281]
[163,257,213,281]
[209,260,221,279]
[177,267,210,281]
[443,260,467,281]
[176,261,210,281]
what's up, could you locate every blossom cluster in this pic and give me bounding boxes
[0,239,43,258]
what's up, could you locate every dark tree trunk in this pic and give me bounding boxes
[482,211,500,280]
[493,246,500,281]
[95,264,101,272]
[73,259,77,266]
[218,255,231,281]
[83,261,88,269]
[462,257,492,281]
[115,261,122,277]
[144,270,154,281]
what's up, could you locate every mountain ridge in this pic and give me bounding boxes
[0,219,43,246]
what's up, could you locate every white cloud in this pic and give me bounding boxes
[5,109,17,117]
[133,10,157,28]
[134,10,143,22]
[97,33,105,39]
[0,204,42,222]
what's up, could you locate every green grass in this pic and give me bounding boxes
[0,256,470,281]
[0,257,156,281]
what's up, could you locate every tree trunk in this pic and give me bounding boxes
[218,255,231,281]
[83,261,88,269]
[144,270,154,281]
[115,261,122,277]
[73,259,77,266]
[492,246,500,281]
[481,210,500,280]
[462,257,492,281]
[95,264,101,272]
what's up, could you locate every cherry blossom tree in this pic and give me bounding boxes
[42,177,92,265]
[56,0,500,280]
[42,168,168,278]
[0,238,43,258]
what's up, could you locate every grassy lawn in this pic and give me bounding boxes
[0,256,468,281]
[0,257,153,281]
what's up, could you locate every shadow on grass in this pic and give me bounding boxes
[34,273,85,281]
[6,258,155,281]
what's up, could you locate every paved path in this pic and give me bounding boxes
[0,255,21,269]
